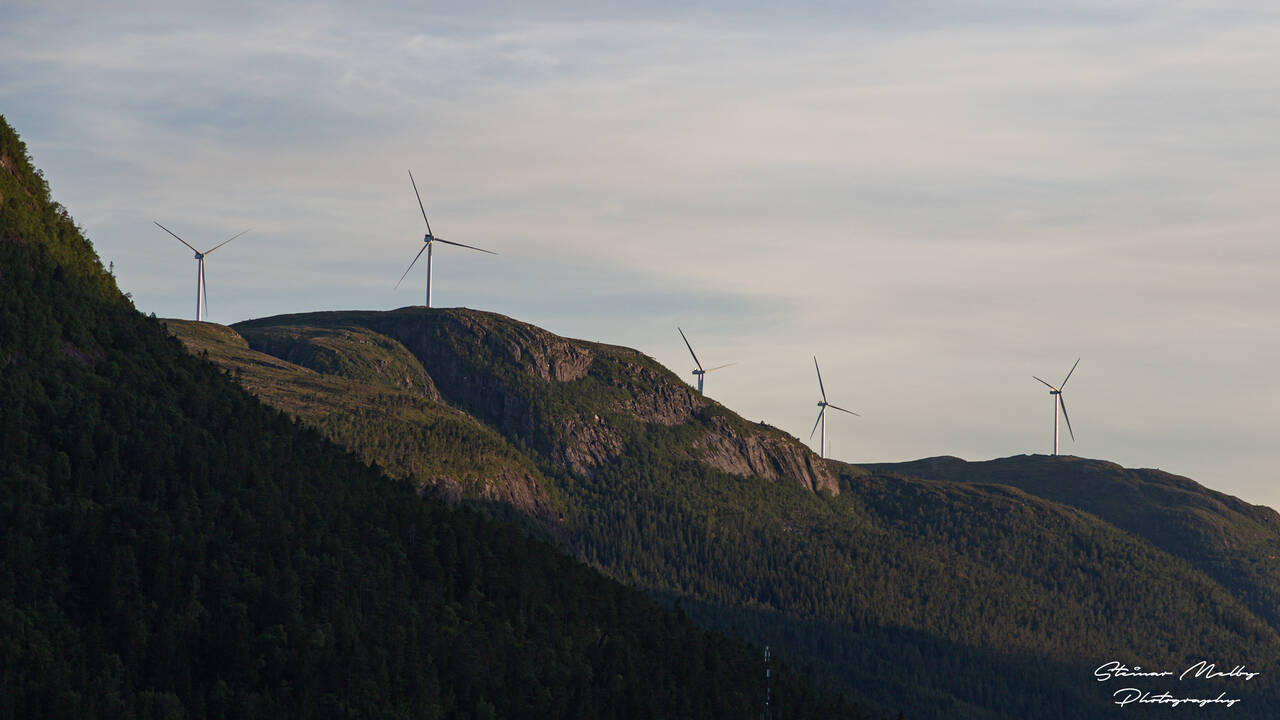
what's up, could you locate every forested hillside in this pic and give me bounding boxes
[870,456,1280,632]
[173,305,1280,719]
[0,115,867,719]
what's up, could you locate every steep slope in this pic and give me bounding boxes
[0,115,867,719]
[869,455,1280,630]
[167,319,562,526]
[210,307,1280,719]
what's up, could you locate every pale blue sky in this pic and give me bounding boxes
[3,1,1278,509]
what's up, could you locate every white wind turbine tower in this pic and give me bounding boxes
[1033,358,1079,456]
[810,356,859,460]
[154,221,248,323]
[395,170,496,307]
[678,327,735,395]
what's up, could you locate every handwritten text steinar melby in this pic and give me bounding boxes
[1095,660,1259,709]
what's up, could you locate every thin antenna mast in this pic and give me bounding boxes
[761,645,773,720]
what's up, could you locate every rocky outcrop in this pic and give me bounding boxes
[693,415,839,495]
[371,310,593,385]
[553,412,627,478]
[432,466,561,526]
[600,347,702,426]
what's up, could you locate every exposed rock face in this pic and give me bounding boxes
[370,310,593,384]
[555,412,627,478]
[603,347,702,426]
[694,415,839,495]
[432,466,560,525]
[236,307,842,496]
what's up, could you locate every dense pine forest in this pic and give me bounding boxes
[0,116,870,718]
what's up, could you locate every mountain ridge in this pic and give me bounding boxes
[234,307,840,496]
[169,304,1280,719]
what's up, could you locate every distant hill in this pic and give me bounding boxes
[165,305,1280,719]
[869,455,1280,631]
[0,114,867,719]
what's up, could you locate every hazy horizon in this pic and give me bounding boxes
[3,1,1277,509]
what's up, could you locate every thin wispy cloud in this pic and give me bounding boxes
[2,0,1277,507]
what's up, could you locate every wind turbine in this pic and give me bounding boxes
[395,170,496,308]
[1033,358,1079,456]
[155,221,248,323]
[678,327,734,395]
[810,356,859,459]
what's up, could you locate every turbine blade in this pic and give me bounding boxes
[205,229,249,255]
[678,327,703,371]
[1060,357,1081,389]
[395,245,428,289]
[809,407,825,439]
[1059,394,1075,441]
[408,169,433,237]
[433,237,498,255]
[704,362,736,373]
[154,221,200,254]
[1032,375,1056,390]
[814,356,827,402]
[827,403,860,417]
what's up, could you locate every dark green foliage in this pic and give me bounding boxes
[0,115,866,719]
[870,455,1280,631]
